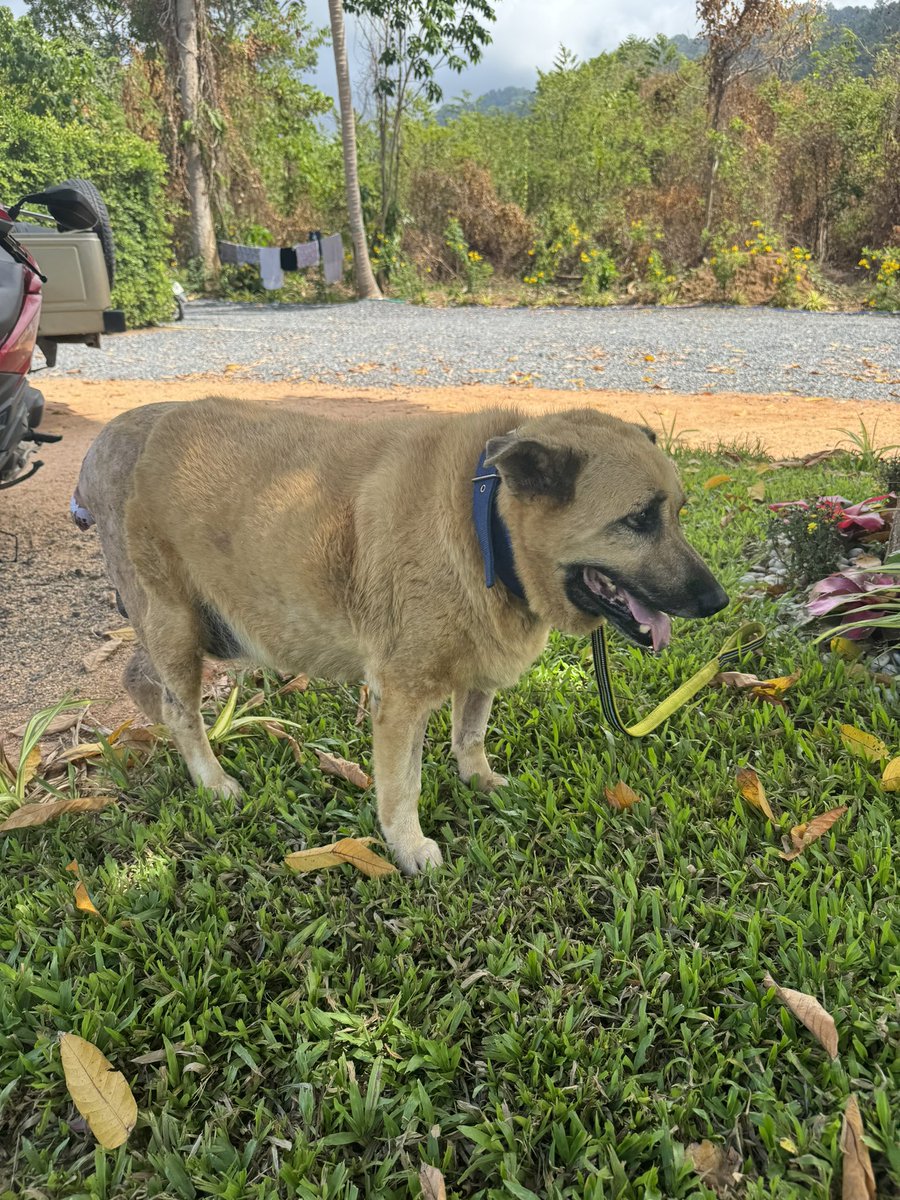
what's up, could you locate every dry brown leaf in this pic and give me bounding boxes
[315,749,371,788]
[841,1094,877,1200]
[803,448,842,467]
[102,626,136,642]
[59,1033,137,1149]
[840,725,888,762]
[0,744,15,784]
[780,805,848,860]
[284,845,344,873]
[703,473,732,490]
[714,671,762,689]
[735,767,775,821]
[855,553,882,570]
[0,796,114,832]
[261,721,304,766]
[763,972,839,1059]
[276,674,309,695]
[686,1140,743,1196]
[74,880,103,919]
[12,711,85,738]
[419,1164,447,1200]
[355,685,370,727]
[57,742,105,765]
[83,640,123,672]
[66,859,80,874]
[18,745,41,787]
[748,481,766,503]
[332,837,397,878]
[604,781,641,810]
[116,725,160,751]
[751,670,802,700]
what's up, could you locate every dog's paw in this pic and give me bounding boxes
[393,837,443,876]
[472,770,508,792]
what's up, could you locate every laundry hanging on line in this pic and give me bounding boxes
[216,233,345,290]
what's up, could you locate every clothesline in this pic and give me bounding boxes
[217,232,344,290]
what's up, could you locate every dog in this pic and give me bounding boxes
[73,398,727,873]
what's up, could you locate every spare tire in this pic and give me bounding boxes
[58,178,115,288]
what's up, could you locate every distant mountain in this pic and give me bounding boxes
[435,86,533,125]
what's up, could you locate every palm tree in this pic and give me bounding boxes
[328,0,382,299]
[174,0,217,276]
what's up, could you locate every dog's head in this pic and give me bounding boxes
[486,409,727,647]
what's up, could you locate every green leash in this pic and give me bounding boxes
[591,621,767,737]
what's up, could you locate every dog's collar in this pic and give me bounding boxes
[472,451,526,601]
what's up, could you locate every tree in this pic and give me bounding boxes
[697,0,815,230]
[353,0,497,238]
[175,0,217,273]
[328,0,382,298]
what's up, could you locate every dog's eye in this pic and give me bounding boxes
[622,507,658,534]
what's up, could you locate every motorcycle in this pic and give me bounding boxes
[0,183,100,489]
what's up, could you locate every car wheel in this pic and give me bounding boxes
[58,178,116,288]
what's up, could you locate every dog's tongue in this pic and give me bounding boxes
[622,590,672,652]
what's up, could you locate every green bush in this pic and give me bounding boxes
[0,108,171,328]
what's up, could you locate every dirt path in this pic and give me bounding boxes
[3,376,899,736]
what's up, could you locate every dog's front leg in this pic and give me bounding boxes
[371,688,440,874]
[452,689,508,790]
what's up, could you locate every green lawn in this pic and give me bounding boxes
[1,451,898,1199]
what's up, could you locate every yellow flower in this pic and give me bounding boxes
[527,248,535,256]
[580,251,589,263]
[744,240,751,247]
[764,245,773,253]
[537,271,544,278]
[807,520,818,533]
[666,275,676,283]
[749,248,757,255]
[590,249,599,258]
[731,244,739,252]
[776,257,783,265]
[710,256,718,265]
[751,220,762,228]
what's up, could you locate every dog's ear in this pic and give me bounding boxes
[484,432,583,502]
[632,423,657,444]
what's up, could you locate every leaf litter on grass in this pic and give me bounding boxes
[284,836,396,878]
[59,1033,137,1149]
[841,1094,877,1199]
[735,767,776,821]
[840,725,888,762]
[763,972,839,1059]
[780,805,848,860]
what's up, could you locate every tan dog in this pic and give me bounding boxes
[74,399,726,873]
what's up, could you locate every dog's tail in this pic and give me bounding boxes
[70,487,95,531]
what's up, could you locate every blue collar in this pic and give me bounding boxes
[472,451,527,601]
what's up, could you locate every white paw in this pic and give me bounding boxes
[197,769,244,801]
[392,837,443,876]
[461,764,509,792]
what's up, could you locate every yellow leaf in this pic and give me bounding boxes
[83,640,123,672]
[66,859,80,874]
[780,805,848,860]
[831,637,863,662]
[102,626,136,642]
[74,880,103,919]
[881,757,900,791]
[0,796,114,833]
[19,745,41,787]
[735,767,775,821]
[332,837,397,878]
[748,481,766,502]
[284,846,344,873]
[840,725,888,762]
[419,1164,447,1200]
[841,1094,876,1200]
[779,1137,798,1154]
[59,1033,137,1149]
[751,669,802,700]
[604,781,641,810]
[686,1140,743,1195]
[703,474,732,490]
[314,749,371,788]
[276,674,309,696]
[643,353,655,362]
[57,742,105,765]
[763,972,839,1059]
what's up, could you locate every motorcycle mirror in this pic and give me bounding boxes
[8,185,99,232]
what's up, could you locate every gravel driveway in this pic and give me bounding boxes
[44,300,900,400]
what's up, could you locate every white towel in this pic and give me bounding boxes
[321,234,344,285]
[259,246,284,290]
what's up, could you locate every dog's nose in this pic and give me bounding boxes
[694,582,729,617]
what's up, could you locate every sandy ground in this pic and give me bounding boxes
[3,375,900,738]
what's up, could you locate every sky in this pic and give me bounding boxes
[5,0,882,107]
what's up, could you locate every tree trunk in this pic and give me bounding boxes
[328,0,382,300]
[888,496,900,560]
[175,0,217,276]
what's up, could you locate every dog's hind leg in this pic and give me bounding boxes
[452,689,508,791]
[123,646,165,724]
[141,602,243,800]
[372,687,440,875]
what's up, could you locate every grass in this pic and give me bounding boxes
[1,452,899,1200]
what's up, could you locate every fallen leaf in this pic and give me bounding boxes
[419,1164,447,1200]
[604,781,641,810]
[355,685,370,727]
[314,749,371,788]
[748,481,766,502]
[332,837,397,878]
[881,757,900,791]
[83,640,123,672]
[763,972,839,1059]
[841,1094,877,1200]
[855,554,882,570]
[714,671,762,689]
[12,710,85,738]
[74,880,103,919]
[66,859,80,874]
[18,745,41,787]
[0,796,114,832]
[686,1140,742,1196]
[831,637,863,662]
[840,725,888,762]
[803,448,842,467]
[703,474,732,490]
[736,767,775,821]
[780,805,848,860]
[751,670,802,700]
[261,721,304,766]
[57,742,105,765]
[59,1033,137,1149]
[276,674,309,695]
[102,626,136,642]
[283,845,344,872]
[779,1137,798,1154]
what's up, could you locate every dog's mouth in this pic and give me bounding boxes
[565,564,673,652]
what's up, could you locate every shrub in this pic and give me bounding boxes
[0,108,172,327]
[858,244,900,311]
[444,218,493,295]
